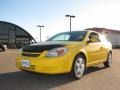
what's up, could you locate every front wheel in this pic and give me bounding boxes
[70,55,86,79]
[104,52,112,67]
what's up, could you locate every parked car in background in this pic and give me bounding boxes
[16,30,112,79]
[0,44,7,52]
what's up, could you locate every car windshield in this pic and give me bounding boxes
[47,31,87,41]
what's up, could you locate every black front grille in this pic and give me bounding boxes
[22,53,40,57]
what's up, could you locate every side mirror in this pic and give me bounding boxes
[87,40,91,44]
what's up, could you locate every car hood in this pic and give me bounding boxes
[31,41,79,46]
[22,41,82,53]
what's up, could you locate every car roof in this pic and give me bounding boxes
[54,30,86,33]
[57,30,99,34]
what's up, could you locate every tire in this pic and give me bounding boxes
[2,48,5,51]
[104,52,112,67]
[0,47,3,52]
[0,47,5,52]
[0,48,2,52]
[70,55,86,79]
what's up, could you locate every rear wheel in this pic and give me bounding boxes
[104,52,112,67]
[70,55,86,79]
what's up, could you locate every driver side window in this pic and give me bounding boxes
[89,32,100,42]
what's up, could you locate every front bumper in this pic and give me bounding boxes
[16,55,72,74]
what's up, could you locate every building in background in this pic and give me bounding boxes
[86,27,120,48]
[0,21,36,48]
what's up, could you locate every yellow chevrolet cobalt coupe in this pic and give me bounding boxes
[16,30,112,79]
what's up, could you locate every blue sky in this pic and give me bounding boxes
[0,0,120,41]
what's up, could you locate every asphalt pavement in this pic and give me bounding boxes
[0,49,120,90]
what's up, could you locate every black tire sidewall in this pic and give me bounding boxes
[104,52,112,67]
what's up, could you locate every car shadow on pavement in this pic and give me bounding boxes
[85,66,106,75]
[0,71,75,90]
[0,66,106,90]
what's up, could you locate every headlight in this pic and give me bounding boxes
[46,47,68,57]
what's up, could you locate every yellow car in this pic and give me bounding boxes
[16,30,112,79]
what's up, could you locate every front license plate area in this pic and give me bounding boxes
[21,60,30,68]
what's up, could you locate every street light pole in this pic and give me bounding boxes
[65,15,75,31]
[70,17,71,31]
[37,25,44,42]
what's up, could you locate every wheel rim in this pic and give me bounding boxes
[108,53,112,66]
[74,57,85,78]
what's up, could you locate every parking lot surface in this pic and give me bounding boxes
[0,49,120,90]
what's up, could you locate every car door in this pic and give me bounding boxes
[85,32,102,64]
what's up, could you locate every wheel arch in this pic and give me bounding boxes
[107,49,112,56]
[74,51,88,66]
[109,50,112,54]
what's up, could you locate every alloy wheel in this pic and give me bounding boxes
[74,57,85,78]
